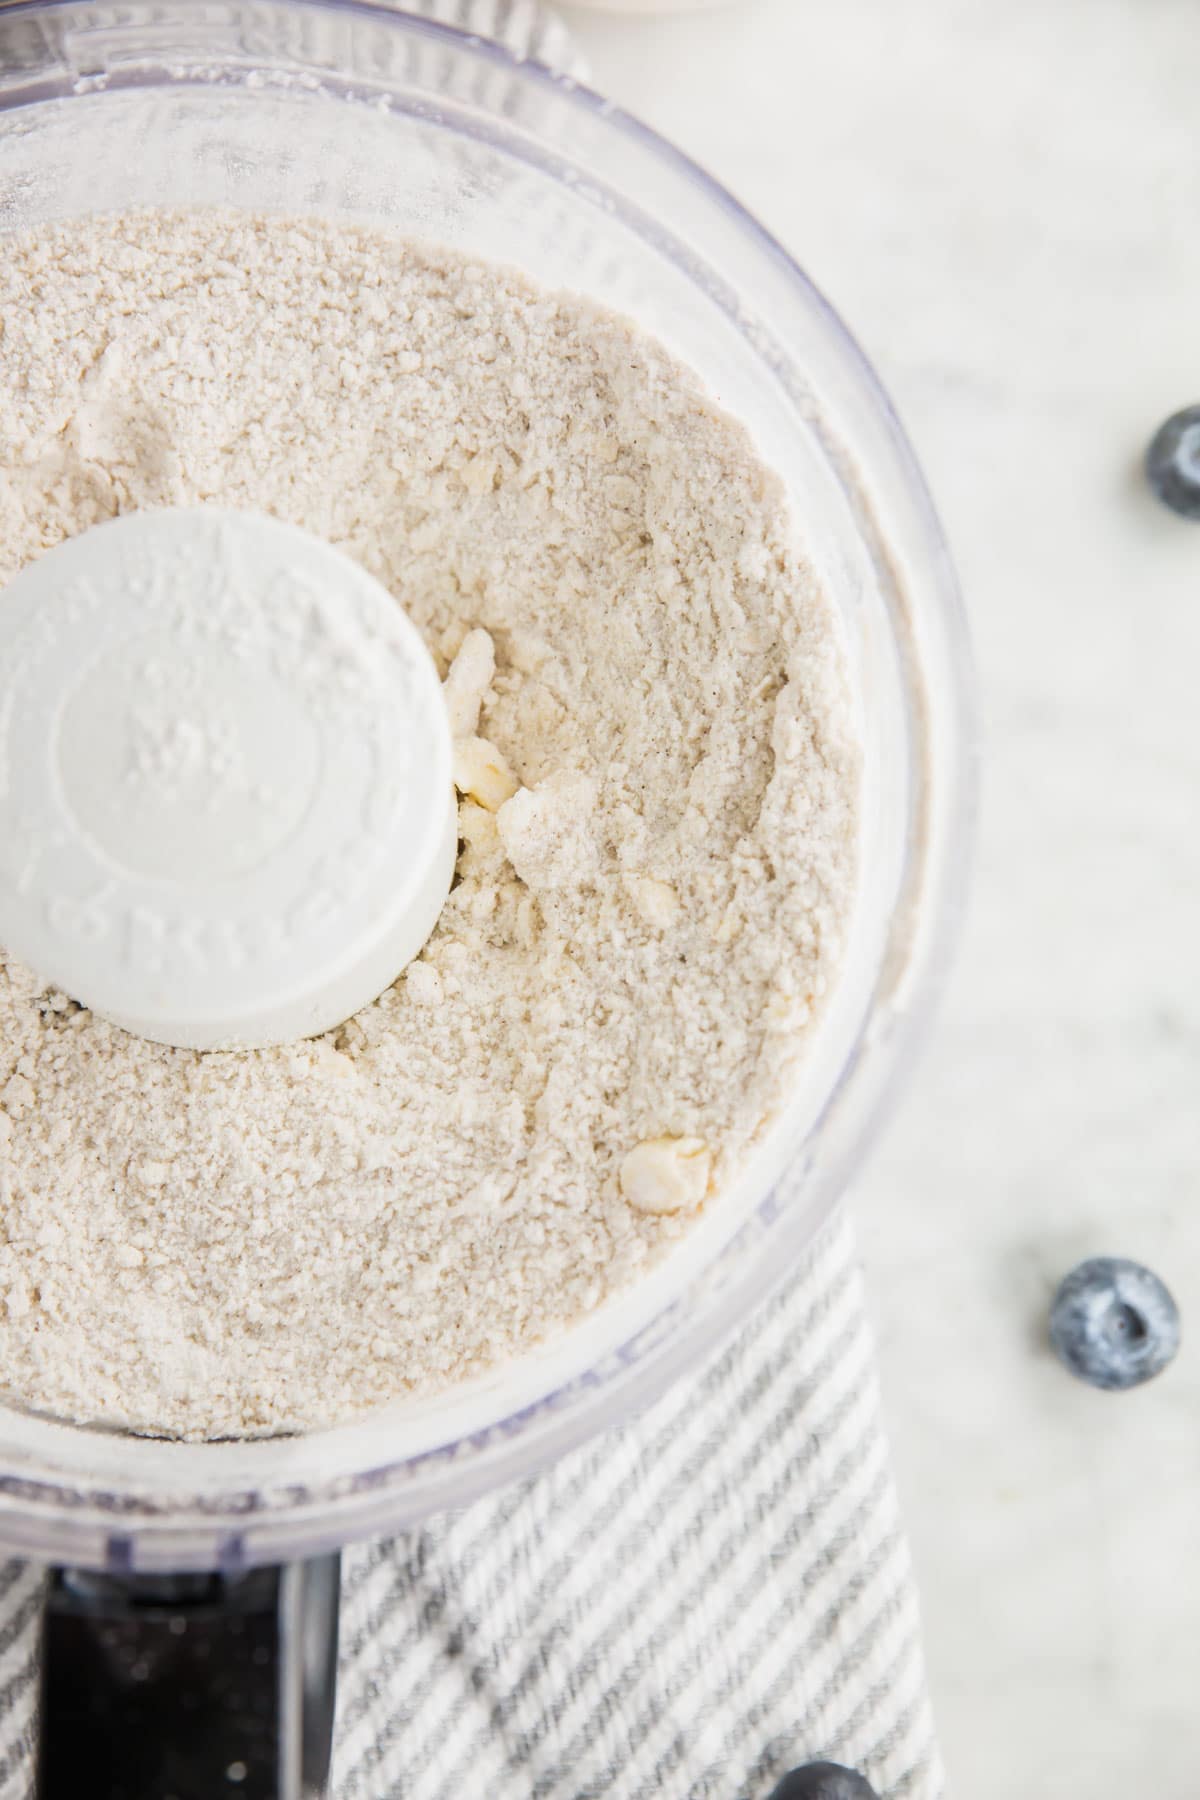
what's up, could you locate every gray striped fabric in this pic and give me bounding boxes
[0,1215,942,1800]
[0,1211,951,1800]
[333,1213,943,1800]
[0,8,941,1799]
[393,0,585,75]
[0,1565,41,1800]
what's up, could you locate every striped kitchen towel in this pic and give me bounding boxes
[391,0,585,74]
[0,1215,944,1800]
[333,1212,942,1800]
[0,1566,41,1800]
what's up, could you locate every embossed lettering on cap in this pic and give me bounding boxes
[0,507,456,1049]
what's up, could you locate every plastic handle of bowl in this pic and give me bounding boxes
[36,1554,341,1799]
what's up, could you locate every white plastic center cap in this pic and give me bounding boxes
[0,508,455,1050]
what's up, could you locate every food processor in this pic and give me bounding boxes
[0,2,972,1792]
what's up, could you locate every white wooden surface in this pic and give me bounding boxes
[567,2,1200,1793]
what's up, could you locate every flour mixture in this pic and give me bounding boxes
[0,211,859,1438]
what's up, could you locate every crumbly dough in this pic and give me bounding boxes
[0,210,858,1438]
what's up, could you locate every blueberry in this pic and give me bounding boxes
[768,1763,879,1800]
[1145,405,1200,518]
[1049,1257,1180,1391]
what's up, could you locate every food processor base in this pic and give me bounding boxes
[39,1558,340,1800]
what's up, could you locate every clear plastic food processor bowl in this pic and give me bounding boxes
[0,0,972,1573]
